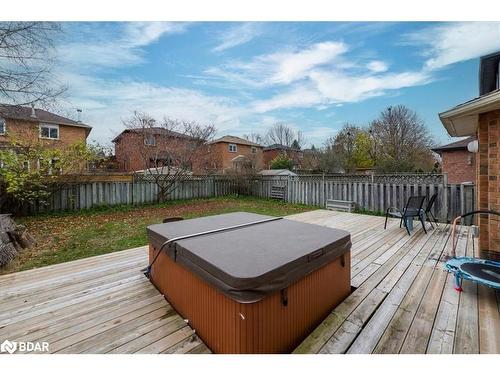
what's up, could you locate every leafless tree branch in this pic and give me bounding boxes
[0,22,65,109]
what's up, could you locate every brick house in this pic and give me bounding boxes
[0,104,91,150]
[113,128,198,172]
[432,137,476,184]
[262,144,303,170]
[439,51,500,260]
[206,135,263,173]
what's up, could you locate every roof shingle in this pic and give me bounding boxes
[209,135,262,147]
[0,104,91,129]
[431,137,475,153]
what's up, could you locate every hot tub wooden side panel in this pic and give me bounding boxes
[149,245,351,354]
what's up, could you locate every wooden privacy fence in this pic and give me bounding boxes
[26,176,236,214]
[251,174,476,224]
[22,173,475,223]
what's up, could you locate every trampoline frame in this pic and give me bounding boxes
[446,210,500,292]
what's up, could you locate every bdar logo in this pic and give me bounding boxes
[1,339,17,354]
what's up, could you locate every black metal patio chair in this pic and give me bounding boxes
[384,195,427,236]
[424,192,439,228]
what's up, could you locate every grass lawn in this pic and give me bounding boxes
[1,195,314,275]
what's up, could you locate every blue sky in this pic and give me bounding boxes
[56,22,500,147]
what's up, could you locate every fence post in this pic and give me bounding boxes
[442,173,449,223]
[321,173,325,208]
[370,172,375,212]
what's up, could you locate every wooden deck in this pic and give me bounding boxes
[0,210,498,354]
[0,246,210,354]
[289,210,500,354]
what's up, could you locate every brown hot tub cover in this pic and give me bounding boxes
[147,212,351,303]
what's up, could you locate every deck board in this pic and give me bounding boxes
[1,210,498,354]
[0,246,203,354]
[291,210,499,354]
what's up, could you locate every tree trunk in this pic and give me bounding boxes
[0,214,36,267]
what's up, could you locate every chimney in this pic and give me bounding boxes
[76,109,82,123]
[30,104,37,119]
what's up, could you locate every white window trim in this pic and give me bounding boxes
[0,117,6,135]
[39,123,60,140]
[228,143,237,152]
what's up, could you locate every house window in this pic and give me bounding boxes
[251,146,257,154]
[0,118,5,135]
[39,123,59,140]
[228,143,237,152]
[144,136,156,146]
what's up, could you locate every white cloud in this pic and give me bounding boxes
[405,22,500,70]
[309,69,431,102]
[213,23,262,52]
[206,41,348,87]
[207,39,435,114]
[267,42,348,84]
[59,72,250,144]
[125,22,188,47]
[366,60,388,73]
[253,86,322,113]
[59,22,189,69]
[252,67,431,113]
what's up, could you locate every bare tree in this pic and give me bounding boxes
[122,111,217,201]
[265,122,305,148]
[369,105,435,172]
[0,22,64,108]
[242,133,264,145]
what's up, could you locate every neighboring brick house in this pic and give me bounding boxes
[112,128,197,172]
[207,135,263,173]
[439,51,500,260]
[0,104,91,150]
[432,137,476,184]
[262,144,303,170]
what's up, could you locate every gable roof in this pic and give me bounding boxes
[112,127,193,143]
[431,137,475,153]
[0,104,92,130]
[209,135,262,147]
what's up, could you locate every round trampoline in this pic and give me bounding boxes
[445,210,500,292]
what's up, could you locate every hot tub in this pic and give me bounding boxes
[147,212,351,354]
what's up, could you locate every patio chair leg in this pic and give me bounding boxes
[384,212,389,229]
[399,217,403,228]
[419,214,427,234]
[454,274,463,292]
[403,217,411,236]
[429,211,439,227]
[424,211,434,229]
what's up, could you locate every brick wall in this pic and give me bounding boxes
[114,132,200,172]
[0,119,88,147]
[114,132,225,174]
[477,109,500,260]
[440,149,476,184]
[215,142,263,172]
